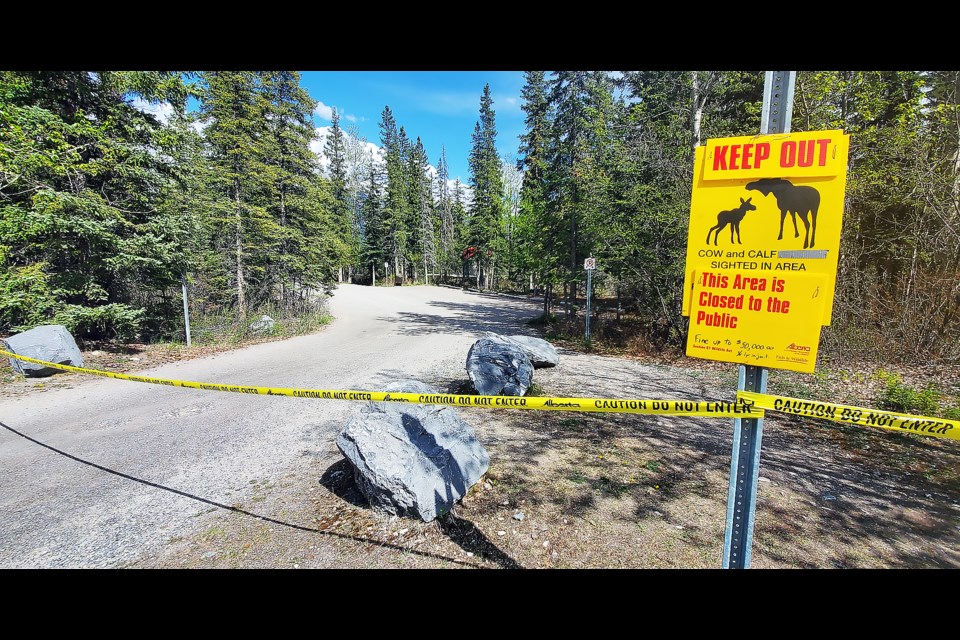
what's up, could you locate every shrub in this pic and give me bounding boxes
[0,263,58,332]
[875,370,946,417]
[53,303,145,341]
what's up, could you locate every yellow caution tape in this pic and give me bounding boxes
[1,349,762,418]
[739,391,960,441]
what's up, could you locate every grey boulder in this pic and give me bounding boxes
[336,380,490,522]
[504,334,559,368]
[3,324,84,377]
[466,334,534,396]
[248,315,275,334]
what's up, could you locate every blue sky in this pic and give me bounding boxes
[300,71,527,183]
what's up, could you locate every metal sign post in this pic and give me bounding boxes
[181,273,192,347]
[584,257,596,342]
[721,70,795,568]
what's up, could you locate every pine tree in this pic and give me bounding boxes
[379,106,408,279]
[408,137,436,283]
[258,70,331,308]
[0,71,195,339]
[467,83,505,289]
[359,160,385,281]
[546,70,595,314]
[435,146,455,279]
[324,106,356,279]
[199,71,271,317]
[517,70,560,312]
[326,107,348,201]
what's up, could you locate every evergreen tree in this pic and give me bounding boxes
[199,70,271,316]
[517,70,560,311]
[324,106,357,278]
[467,83,505,289]
[259,70,332,307]
[325,107,348,201]
[0,70,195,339]
[435,146,456,280]
[379,106,408,279]
[406,137,435,282]
[359,159,385,280]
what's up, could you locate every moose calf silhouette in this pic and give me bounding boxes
[745,178,821,249]
[706,197,756,245]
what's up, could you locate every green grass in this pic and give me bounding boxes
[873,369,960,419]
[186,304,331,347]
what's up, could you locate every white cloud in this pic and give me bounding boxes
[312,126,383,174]
[130,97,174,124]
[315,100,334,121]
[315,100,363,124]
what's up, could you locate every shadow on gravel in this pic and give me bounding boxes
[377,298,541,337]
[317,457,522,569]
[480,402,960,568]
[437,513,523,569]
[0,420,480,568]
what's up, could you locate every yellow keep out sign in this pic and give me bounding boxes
[681,130,850,373]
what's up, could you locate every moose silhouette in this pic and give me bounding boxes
[706,197,756,246]
[745,178,821,249]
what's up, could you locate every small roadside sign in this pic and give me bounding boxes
[584,257,596,270]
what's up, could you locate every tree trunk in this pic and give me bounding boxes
[279,188,286,307]
[234,182,246,317]
[691,72,703,154]
[569,200,577,317]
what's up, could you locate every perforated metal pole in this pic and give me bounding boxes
[181,273,192,347]
[721,70,795,569]
[722,365,768,567]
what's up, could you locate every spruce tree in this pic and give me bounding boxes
[0,71,194,339]
[258,70,328,308]
[467,83,505,289]
[199,70,270,316]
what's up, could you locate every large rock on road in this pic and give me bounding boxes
[466,334,534,396]
[336,380,490,522]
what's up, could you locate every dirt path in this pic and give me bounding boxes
[3,284,958,569]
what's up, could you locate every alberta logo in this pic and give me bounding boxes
[785,343,811,353]
[543,399,581,408]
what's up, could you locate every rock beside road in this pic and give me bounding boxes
[248,315,275,334]
[336,380,490,522]
[466,334,534,396]
[3,325,84,377]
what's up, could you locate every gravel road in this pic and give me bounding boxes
[0,284,545,568]
[5,284,958,569]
